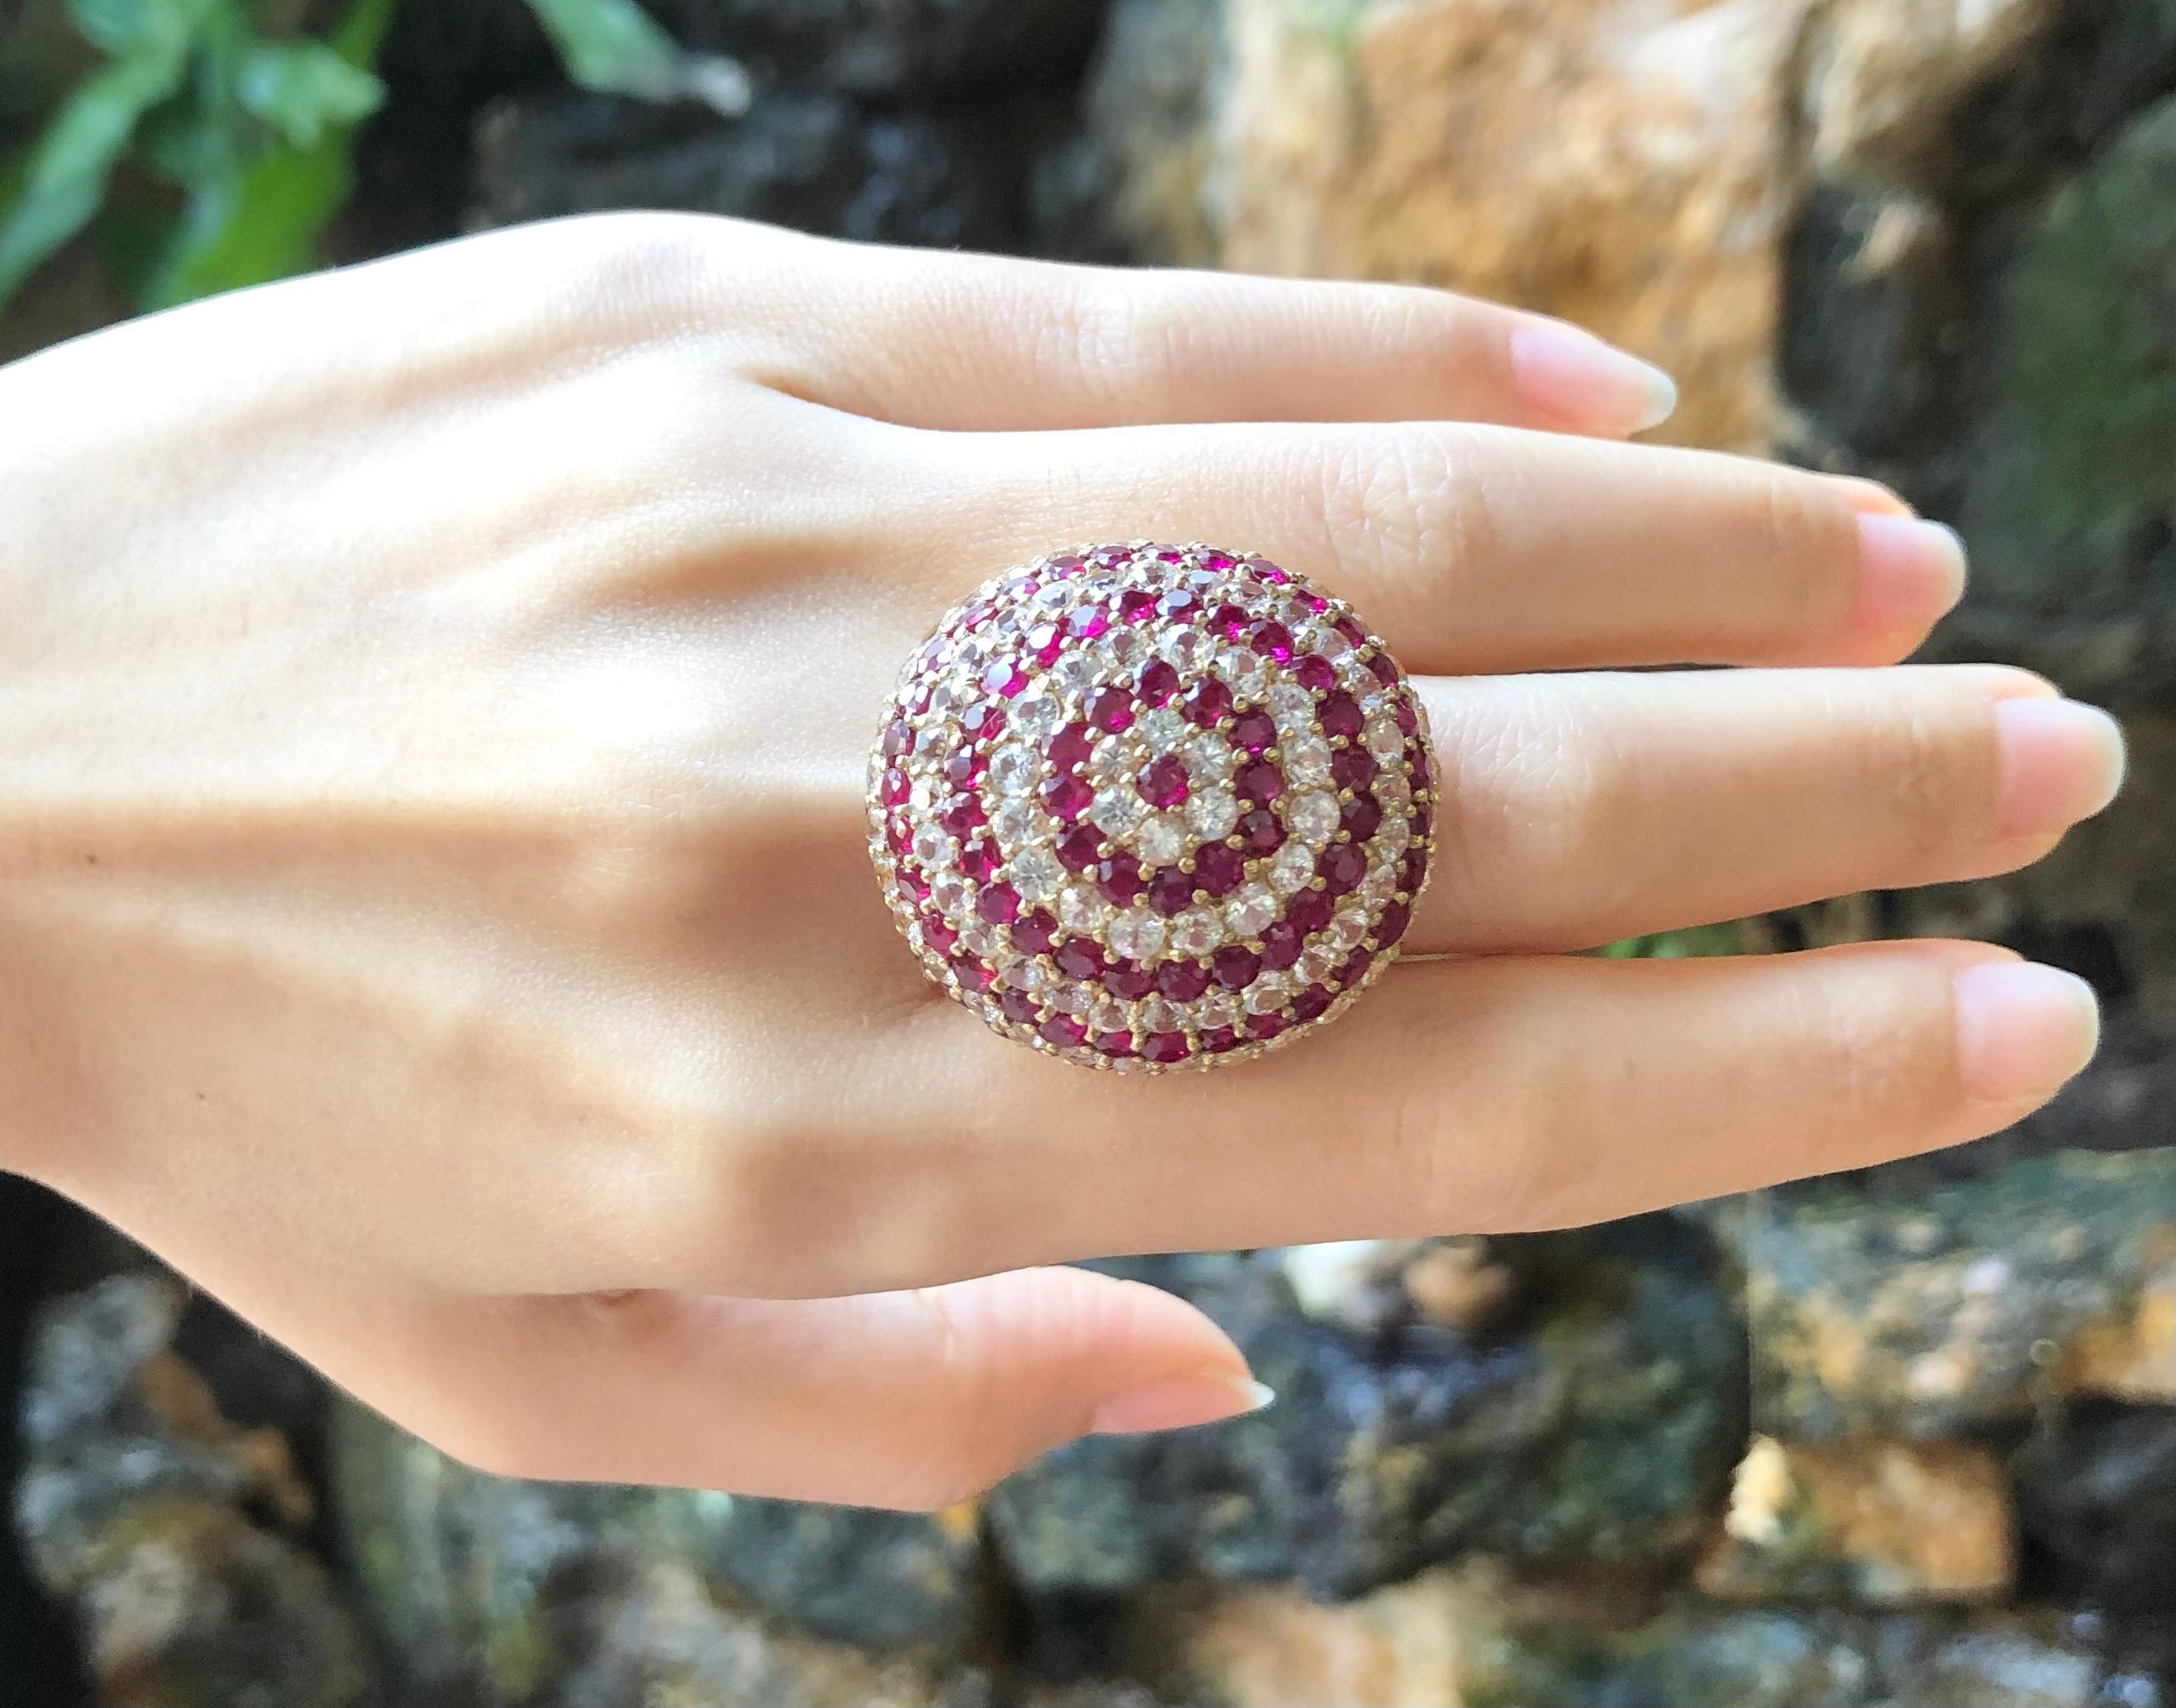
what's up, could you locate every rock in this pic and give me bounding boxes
[470,87,1036,253]
[1726,1149,2176,1438]
[645,0,1102,98]
[992,1218,1744,1600]
[1696,1434,2014,1605]
[531,1557,991,1708]
[2013,1403,2176,1617]
[1940,96,2176,710]
[1136,1568,2135,1707]
[331,1399,978,1702]
[13,1274,374,1706]
[1279,1239,1514,1338]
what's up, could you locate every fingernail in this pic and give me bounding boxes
[1994,698,2126,838]
[1088,1374,1274,1436]
[1853,514,1966,631]
[1507,321,1678,434]
[1953,961,2099,1106]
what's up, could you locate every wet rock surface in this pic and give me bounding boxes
[992,1220,1745,1599]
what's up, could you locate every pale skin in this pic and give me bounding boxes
[0,213,2125,1511]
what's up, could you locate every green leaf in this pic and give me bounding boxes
[236,38,383,149]
[1598,922,1746,960]
[140,0,397,307]
[67,0,179,56]
[523,0,748,113]
[0,23,194,307]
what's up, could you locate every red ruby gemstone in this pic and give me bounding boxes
[941,795,986,838]
[921,916,959,954]
[1319,691,1363,740]
[1183,678,1233,726]
[1087,545,1128,570]
[1412,798,1434,835]
[943,749,986,789]
[1368,651,1400,687]
[881,720,913,759]
[881,767,911,806]
[997,987,1041,1024]
[1057,824,1104,873]
[1236,807,1284,854]
[1401,848,1426,892]
[1028,623,1064,666]
[1339,949,1375,988]
[1331,747,1378,792]
[1040,1015,1088,1048]
[1294,654,1336,693]
[1340,793,1383,840]
[1097,852,1145,905]
[1012,909,1058,954]
[1318,842,1365,895]
[959,840,998,881]
[1139,754,1191,810]
[983,659,1028,698]
[1069,605,1112,640]
[1286,887,1333,933]
[1375,900,1411,946]
[1292,984,1334,1021]
[957,701,1002,740]
[1055,936,1105,978]
[900,865,931,902]
[1259,920,1302,970]
[1142,1031,1193,1064]
[1332,612,1367,646]
[1120,588,1159,623]
[1192,844,1244,897]
[1046,554,1086,577]
[1410,745,1434,788]
[951,954,993,991]
[1230,711,1276,754]
[1103,962,1155,1000]
[1210,602,1250,640]
[1156,959,1212,1001]
[1251,559,1289,584]
[1202,551,1236,571]
[887,817,912,855]
[1394,697,1419,735]
[1245,1012,1288,1041]
[1041,773,1093,820]
[1146,866,1198,916]
[1236,759,1284,803]
[1087,685,1136,733]
[975,881,1021,923]
[1250,621,1293,662]
[1159,588,1199,620]
[1137,658,1181,707]
[1212,945,1263,989]
[1202,1026,1242,1054]
[1094,1030,1136,1058]
[1047,722,1094,771]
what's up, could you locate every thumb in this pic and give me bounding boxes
[304,1267,1268,1510]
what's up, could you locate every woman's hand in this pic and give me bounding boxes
[0,214,2121,1509]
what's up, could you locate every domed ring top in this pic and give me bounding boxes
[868,541,1435,1071]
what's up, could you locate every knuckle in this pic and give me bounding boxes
[1742,467,1856,626]
[1314,426,1498,614]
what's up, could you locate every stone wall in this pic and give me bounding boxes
[2,0,2171,1702]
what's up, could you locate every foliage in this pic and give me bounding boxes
[0,0,739,316]
[1597,921,1745,960]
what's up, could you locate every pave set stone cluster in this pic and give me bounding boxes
[868,541,1436,1070]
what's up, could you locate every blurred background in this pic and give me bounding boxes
[1,0,2170,1703]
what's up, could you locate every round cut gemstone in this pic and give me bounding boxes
[1145,865,1198,916]
[1192,843,1245,897]
[1139,754,1190,810]
[874,540,1430,1068]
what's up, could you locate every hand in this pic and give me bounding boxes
[0,214,2121,1509]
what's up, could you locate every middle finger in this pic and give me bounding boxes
[898,419,1964,674]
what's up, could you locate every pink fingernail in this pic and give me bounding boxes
[1853,514,1967,631]
[1507,322,1677,434]
[1088,1374,1274,1436]
[1994,698,2126,839]
[1953,961,2099,1106]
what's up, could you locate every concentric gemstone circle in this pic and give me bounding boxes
[867,541,1436,1072]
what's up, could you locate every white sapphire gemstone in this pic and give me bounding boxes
[1225,882,1277,939]
[1288,791,1340,844]
[1169,908,1223,959]
[1186,787,1239,841]
[1268,842,1316,895]
[1010,845,1064,902]
[1108,908,1167,962]
[1091,786,1146,840]
[988,742,1038,795]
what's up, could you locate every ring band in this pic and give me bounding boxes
[868,541,1435,1071]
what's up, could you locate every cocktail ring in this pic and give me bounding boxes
[868,542,1435,1071]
